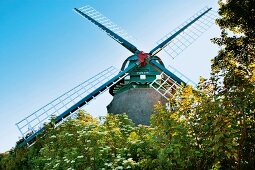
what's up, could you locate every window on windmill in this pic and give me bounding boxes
[156,75,162,80]
[140,75,146,80]
[124,75,130,80]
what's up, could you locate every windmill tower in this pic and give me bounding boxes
[15,5,217,147]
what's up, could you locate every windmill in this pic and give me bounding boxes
[15,5,217,147]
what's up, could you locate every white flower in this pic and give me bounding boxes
[53,163,59,168]
[115,166,123,170]
[127,158,133,162]
[104,162,112,167]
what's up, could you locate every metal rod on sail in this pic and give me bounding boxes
[17,63,139,147]
[149,59,186,85]
[149,7,212,56]
[74,7,139,54]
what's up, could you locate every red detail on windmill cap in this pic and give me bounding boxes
[138,51,148,67]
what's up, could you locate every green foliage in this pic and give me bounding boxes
[0,111,153,170]
[1,1,254,169]
[212,0,255,169]
[217,0,255,35]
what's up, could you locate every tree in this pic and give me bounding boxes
[211,0,255,168]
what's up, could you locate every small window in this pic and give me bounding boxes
[156,75,162,80]
[140,75,146,80]
[125,75,130,80]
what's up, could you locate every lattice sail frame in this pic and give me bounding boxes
[75,5,136,44]
[16,66,124,139]
[150,65,196,99]
[156,7,218,59]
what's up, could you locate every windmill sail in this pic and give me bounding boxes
[16,63,139,147]
[150,60,186,85]
[150,72,181,99]
[150,60,195,98]
[167,65,196,86]
[149,7,217,58]
[74,6,139,54]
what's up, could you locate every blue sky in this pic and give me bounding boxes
[0,0,220,152]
